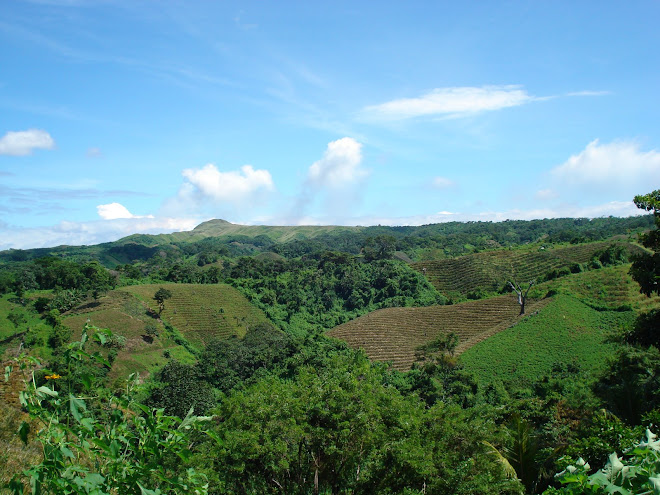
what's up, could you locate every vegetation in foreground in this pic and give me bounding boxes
[1,201,660,493]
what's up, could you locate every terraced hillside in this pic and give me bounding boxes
[63,290,196,378]
[530,263,660,312]
[122,283,270,345]
[328,294,550,371]
[411,240,645,299]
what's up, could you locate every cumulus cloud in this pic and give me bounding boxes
[0,129,55,156]
[551,139,660,187]
[359,85,535,121]
[307,137,368,188]
[432,176,455,189]
[97,202,153,220]
[180,164,274,203]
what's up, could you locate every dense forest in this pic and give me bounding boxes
[2,201,660,494]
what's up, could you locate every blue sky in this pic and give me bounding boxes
[1,0,659,249]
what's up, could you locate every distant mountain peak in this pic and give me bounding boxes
[192,219,235,231]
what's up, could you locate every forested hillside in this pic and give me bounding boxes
[2,210,660,494]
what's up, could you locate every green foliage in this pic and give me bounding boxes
[147,360,216,418]
[594,346,660,425]
[197,353,521,494]
[547,429,660,494]
[6,325,210,495]
[153,287,172,315]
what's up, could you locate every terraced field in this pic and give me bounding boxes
[411,240,645,299]
[530,263,660,312]
[328,294,550,371]
[122,283,270,345]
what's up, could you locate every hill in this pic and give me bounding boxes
[61,283,270,378]
[411,239,646,300]
[459,294,633,387]
[327,294,550,371]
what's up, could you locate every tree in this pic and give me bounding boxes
[630,189,660,296]
[153,287,172,315]
[508,280,535,315]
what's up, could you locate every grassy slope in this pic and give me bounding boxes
[459,294,633,387]
[118,220,363,246]
[411,240,645,300]
[122,283,271,343]
[61,283,270,379]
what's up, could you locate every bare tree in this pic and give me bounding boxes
[508,280,534,315]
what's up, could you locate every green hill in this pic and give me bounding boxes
[459,294,633,387]
[327,294,551,371]
[61,283,270,378]
[411,240,646,300]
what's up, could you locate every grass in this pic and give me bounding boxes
[327,294,551,371]
[459,294,635,388]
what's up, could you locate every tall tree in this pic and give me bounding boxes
[153,287,172,315]
[630,189,660,296]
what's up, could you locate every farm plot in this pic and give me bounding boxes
[411,240,644,299]
[327,294,550,371]
[530,264,660,312]
[63,290,195,378]
[460,294,632,387]
[122,283,271,346]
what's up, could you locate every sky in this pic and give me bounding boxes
[1,0,660,249]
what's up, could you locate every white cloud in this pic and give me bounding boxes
[0,129,55,156]
[0,216,199,250]
[97,202,153,220]
[180,164,274,203]
[359,85,535,121]
[307,137,368,188]
[551,139,660,187]
[432,176,455,189]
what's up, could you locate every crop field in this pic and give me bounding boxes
[410,240,645,299]
[328,294,550,371]
[459,294,634,387]
[62,290,193,378]
[122,283,270,345]
[530,264,660,312]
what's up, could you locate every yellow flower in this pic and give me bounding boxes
[45,374,61,380]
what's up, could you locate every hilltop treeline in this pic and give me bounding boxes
[0,215,652,266]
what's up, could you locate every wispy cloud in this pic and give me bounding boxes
[359,85,537,122]
[566,90,611,97]
[431,176,456,189]
[0,129,55,156]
